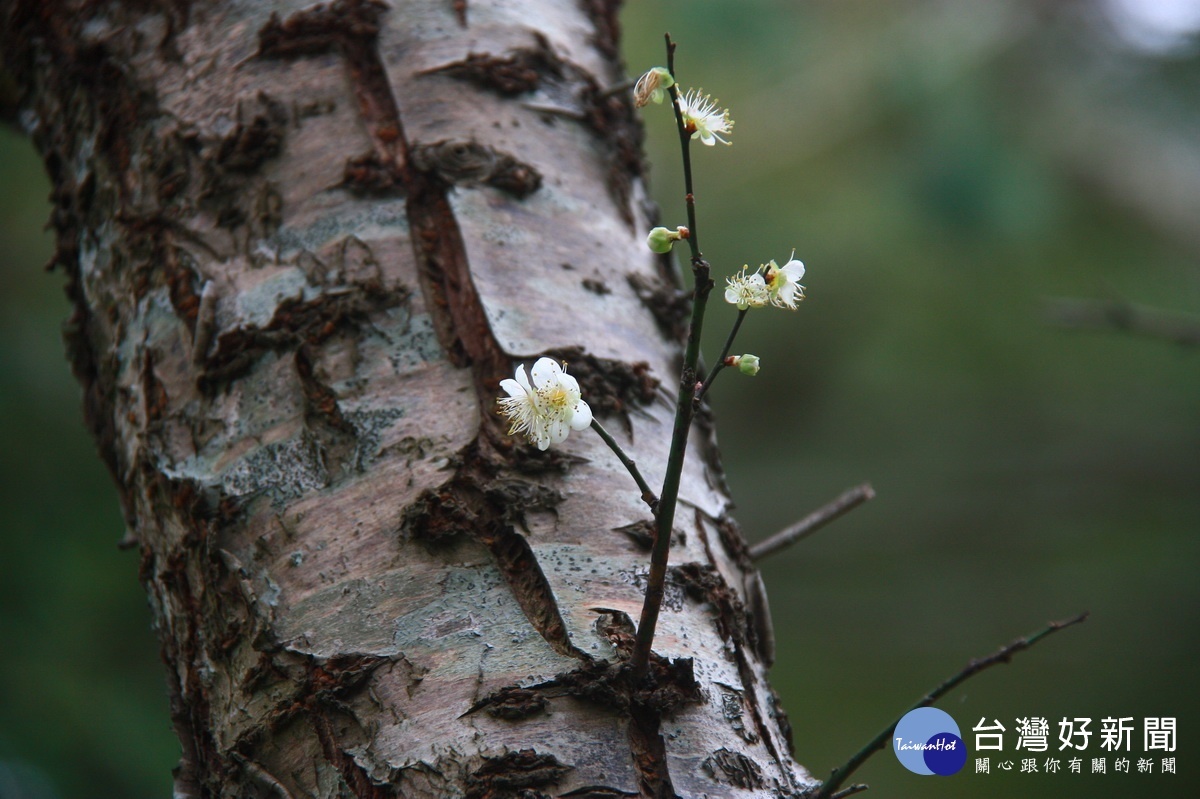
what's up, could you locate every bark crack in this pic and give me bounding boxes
[690,518,798,794]
[627,705,677,799]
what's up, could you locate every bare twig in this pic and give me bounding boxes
[749,483,875,561]
[694,308,748,405]
[600,77,637,98]
[518,101,586,121]
[829,785,869,799]
[1043,297,1200,347]
[815,611,1090,799]
[590,418,658,510]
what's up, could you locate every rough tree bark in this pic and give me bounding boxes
[3,1,815,796]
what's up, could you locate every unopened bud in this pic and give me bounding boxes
[646,225,688,254]
[732,354,760,376]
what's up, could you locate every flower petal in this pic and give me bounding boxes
[546,417,570,444]
[499,378,526,399]
[514,364,532,393]
[530,357,562,389]
[557,372,581,396]
[570,399,592,430]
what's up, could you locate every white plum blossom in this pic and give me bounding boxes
[724,267,769,310]
[677,89,733,146]
[765,254,805,309]
[498,358,593,450]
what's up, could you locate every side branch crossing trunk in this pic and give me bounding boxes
[3,1,815,796]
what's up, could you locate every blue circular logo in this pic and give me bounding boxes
[892,707,966,776]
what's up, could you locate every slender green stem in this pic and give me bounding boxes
[665,35,701,262]
[815,612,1090,799]
[591,419,658,510]
[694,308,748,404]
[630,34,714,684]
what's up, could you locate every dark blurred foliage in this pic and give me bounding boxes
[0,128,177,796]
[624,1,1200,796]
[1,1,1198,797]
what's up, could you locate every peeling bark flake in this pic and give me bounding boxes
[419,34,564,96]
[466,749,572,799]
[464,685,549,721]
[701,748,765,790]
[410,140,542,199]
[199,284,406,391]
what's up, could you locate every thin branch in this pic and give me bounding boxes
[749,483,875,561]
[630,34,714,684]
[815,611,1090,799]
[694,308,748,404]
[829,785,869,799]
[1043,297,1200,347]
[665,35,701,262]
[600,77,637,98]
[517,101,586,121]
[590,418,658,510]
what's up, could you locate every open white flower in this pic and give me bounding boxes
[677,89,733,146]
[498,358,593,450]
[724,268,769,310]
[765,254,805,309]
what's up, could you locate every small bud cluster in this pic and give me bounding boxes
[635,68,733,147]
[498,57,811,449]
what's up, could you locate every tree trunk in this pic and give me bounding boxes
[3,1,813,796]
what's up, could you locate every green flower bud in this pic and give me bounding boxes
[735,354,760,376]
[647,226,677,254]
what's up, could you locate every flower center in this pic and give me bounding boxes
[542,386,572,411]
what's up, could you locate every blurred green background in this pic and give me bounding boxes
[1,1,1198,797]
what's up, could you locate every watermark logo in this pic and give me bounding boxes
[893,707,967,776]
